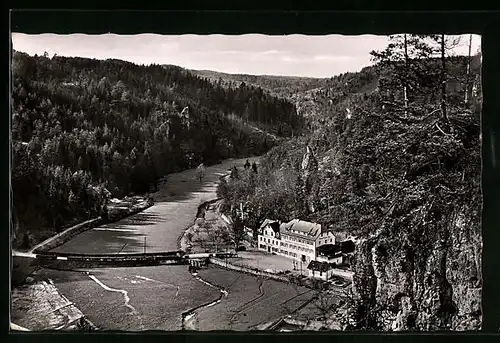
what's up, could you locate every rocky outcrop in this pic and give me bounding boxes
[301,146,320,213]
[348,207,482,331]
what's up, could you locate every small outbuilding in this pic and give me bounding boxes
[316,244,344,265]
[307,261,337,281]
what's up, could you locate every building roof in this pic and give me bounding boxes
[259,219,281,235]
[260,219,279,230]
[307,260,336,272]
[317,244,342,256]
[281,219,321,240]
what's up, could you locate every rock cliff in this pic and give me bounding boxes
[350,205,482,331]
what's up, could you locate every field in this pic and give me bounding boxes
[193,266,317,331]
[34,265,220,331]
[15,263,344,331]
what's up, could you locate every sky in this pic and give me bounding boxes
[11,33,481,78]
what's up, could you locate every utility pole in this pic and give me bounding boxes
[144,236,146,254]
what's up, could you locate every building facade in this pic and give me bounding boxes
[258,219,336,265]
[279,219,320,263]
[257,219,281,254]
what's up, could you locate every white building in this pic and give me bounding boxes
[317,231,336,247]
[257,219,336,265]
[279,219,321,264]
[257,219,281,254]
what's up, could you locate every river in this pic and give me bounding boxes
[51,158,253,254]
[30,158,319,331]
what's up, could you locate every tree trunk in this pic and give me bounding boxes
[440,34,448,123]
[403,34,409,117]
[465,34,473,105]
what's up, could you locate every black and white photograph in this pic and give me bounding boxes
[10,29,482,332]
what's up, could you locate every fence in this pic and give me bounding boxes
[330,268,354,280]
[36,254,185,270]
[209,258,349,291]
[209,258,289,283]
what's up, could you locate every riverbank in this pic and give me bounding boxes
[181,272,229,330]
[178,198,221,252]
[12,195,154,254]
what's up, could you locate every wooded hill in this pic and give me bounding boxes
[218,35,482,331]
[190,69,329,98]
[11,51,302,248]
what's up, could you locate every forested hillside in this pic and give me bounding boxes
[190,69,328,98]
[191,67,383,133]
[218,35,482,330]
[11,51,302,247]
